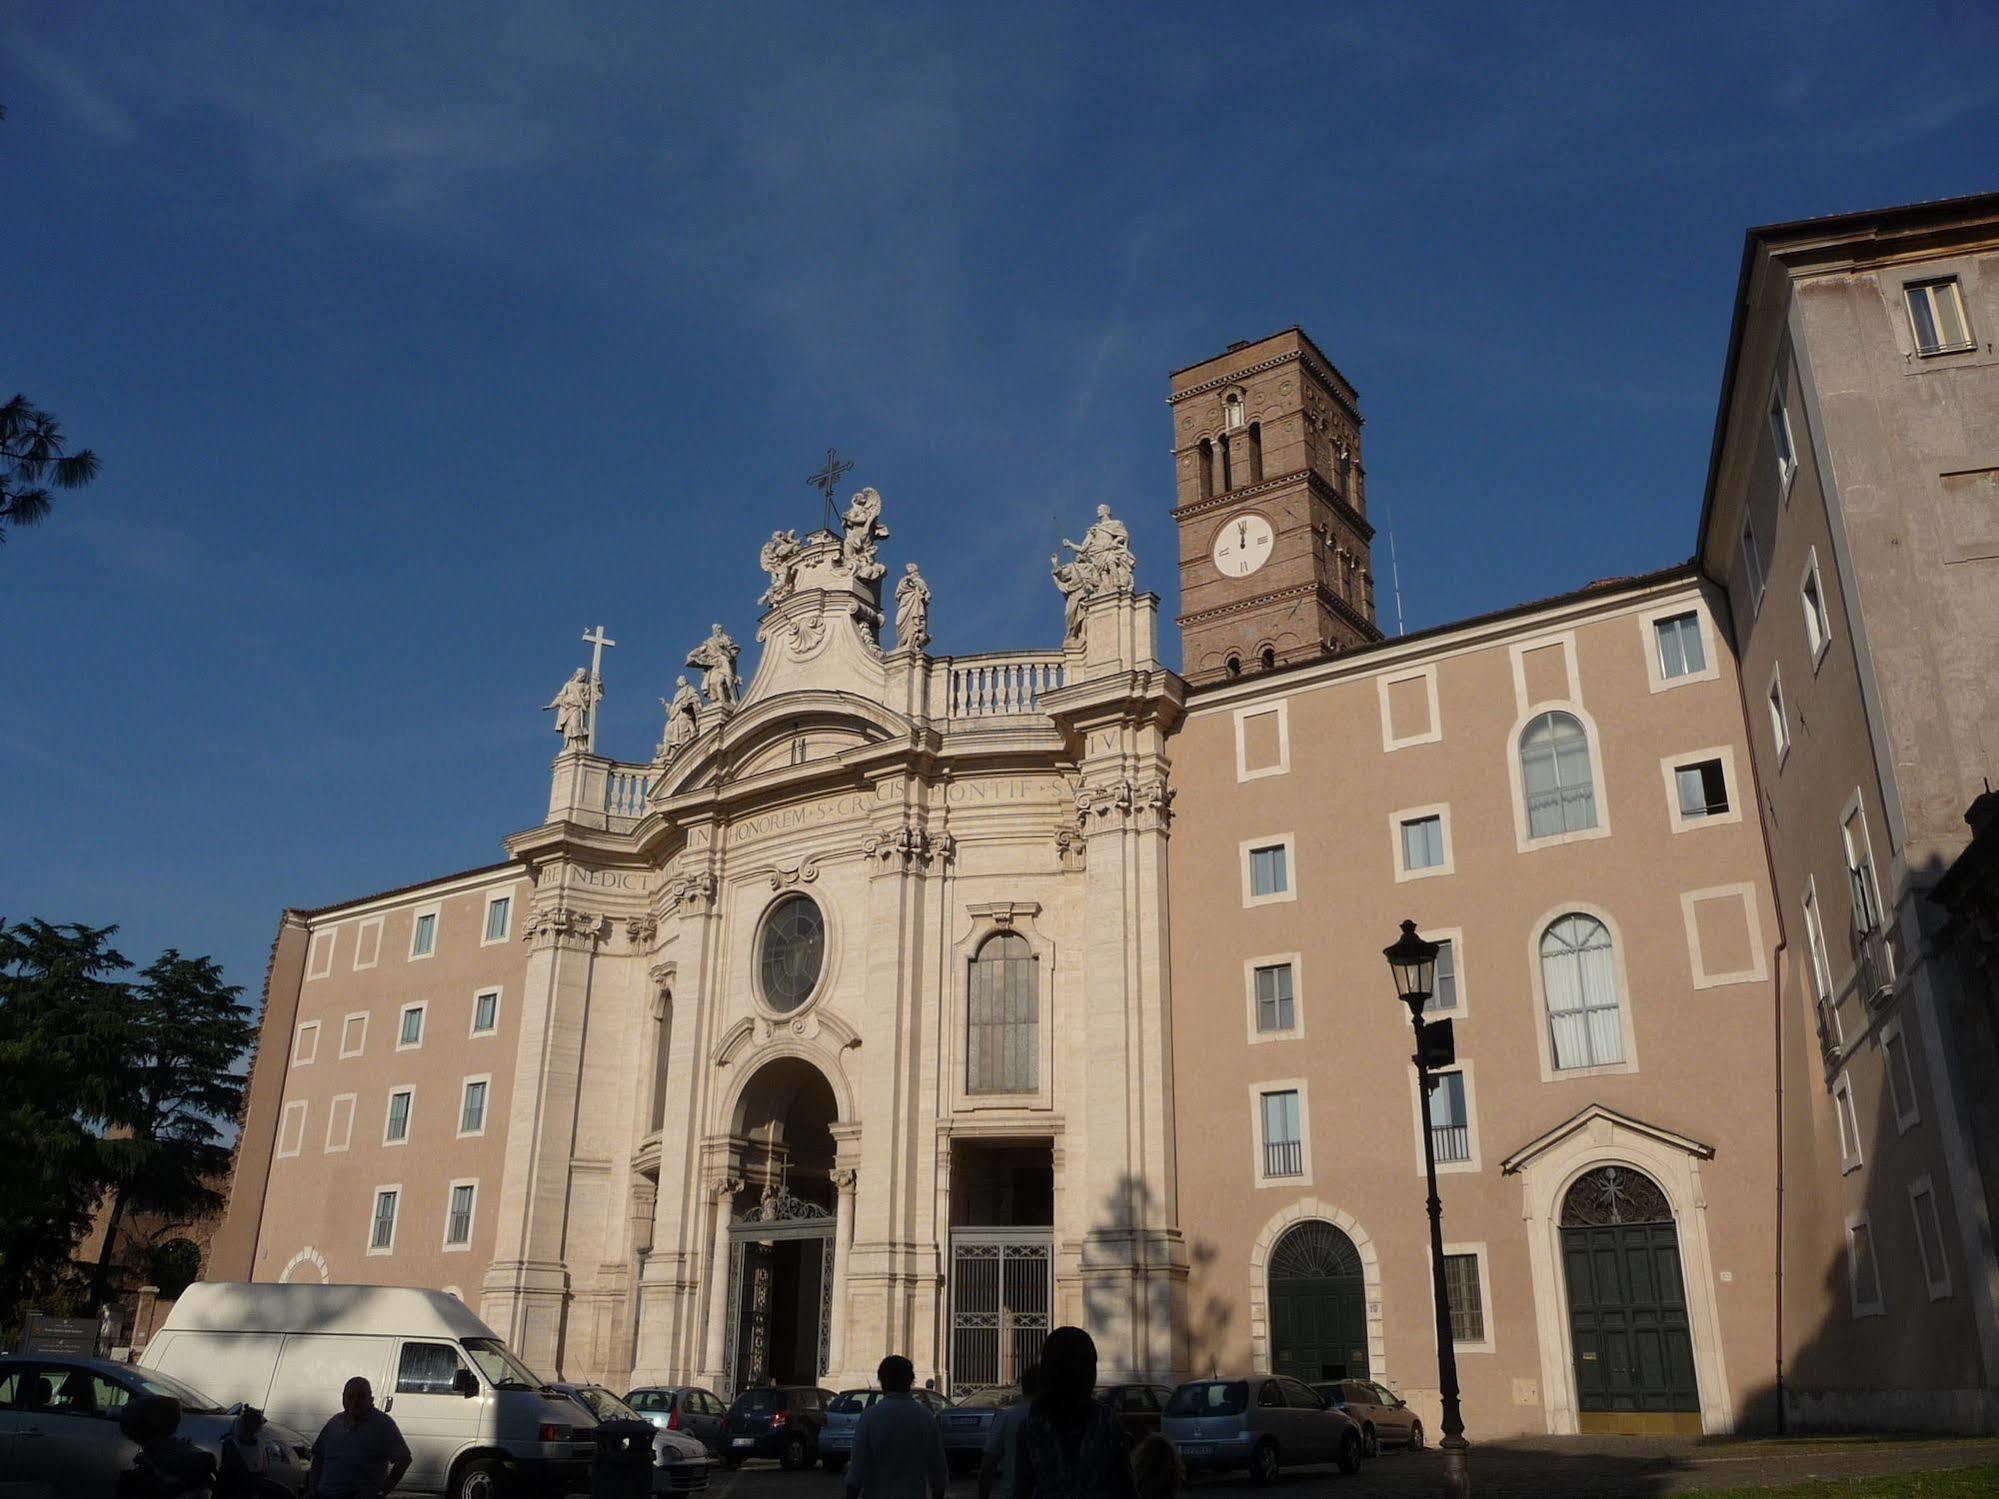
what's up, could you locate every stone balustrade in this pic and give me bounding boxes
[604,765,653,827]
[943,652,1067,719]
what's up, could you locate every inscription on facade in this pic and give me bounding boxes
[731,792,882,844]
[573,866,651,891]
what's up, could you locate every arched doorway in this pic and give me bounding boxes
[1560,1165,1700,1428]
[1267,1221,1369,1381]
[727,1057,840,1392]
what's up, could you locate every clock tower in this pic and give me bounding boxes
[1170,327,1380,685]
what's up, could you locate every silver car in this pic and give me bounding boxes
[1161,1374,1362,1483]
[0,1354,313,1498]
[932,1387,1021,1474]
[818,1388,951,1473]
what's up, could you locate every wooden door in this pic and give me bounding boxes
[1562,1221,1699,1413]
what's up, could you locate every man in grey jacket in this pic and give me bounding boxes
[845,1356,947,1499]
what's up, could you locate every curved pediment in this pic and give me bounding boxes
[652,690,914,800]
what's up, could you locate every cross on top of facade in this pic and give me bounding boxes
[581,625,615,751]
[807,447,854,533]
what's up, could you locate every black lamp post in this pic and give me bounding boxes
[1383,918,1471,1498]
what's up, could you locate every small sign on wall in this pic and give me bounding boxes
[22,1314,98,1357]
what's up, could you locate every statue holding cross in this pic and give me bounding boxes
[546,626,614,751]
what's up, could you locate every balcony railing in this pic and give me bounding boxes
[946,653,1067,720]
[1816,994,1843,1072]
[604,765,653,827]
[1262,1138,1303,1178]
[1850,924,1894,1011]
[1430,1124,1471,1164]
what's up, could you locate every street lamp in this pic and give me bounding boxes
[1383,918,1471,1498]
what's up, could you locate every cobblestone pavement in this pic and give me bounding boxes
[678,1435,1999,1497]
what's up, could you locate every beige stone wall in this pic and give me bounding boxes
[1168,574,1781,1436]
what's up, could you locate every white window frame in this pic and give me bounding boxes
[470,987,502,1037]
[1526,902,1640,1082]
[1240,834,1298,908]
[352,916,384,972]
[277,1099,308,1159]
[1250,1079,1312,1189]
[1660,746,1742,833]
[1424,927,1468,1018]
[1907,1176,1952,1300]
[306,928,335,981]
[292,1021,321,1067]
[1768,383,1797,493]
[1243,952,1305,1044]
[1435,1241,1495,1353]
[1391,804,1455,883]
[367,1184,403,1257]
[1679,883,1769,990]
[1800,549,1832,670]
[1408,1060,1481,1175]
[396,1001,427,1052]
[1376,665,1443,751]
[1741,515,1766,611]
[1638,602,1720,694]
[1840,790,1884,938]
[1845,1210,1884,1318]
[338,1011,368,1060]
[409,905,440,961]
[1882,1017,1921,1134]
[1802,879,1834,1005]
[1233,699,1292,781]
[383,1085,415,1147]
[457,1074,493,1139]
[323,1092,356,1154]
[481,892,514,946]
[1508,704,1612,853]
[442,1178,480,1253]
[1833,1073,1863,1174]
[1767,666,1790,767]
[1905,277,1975,357]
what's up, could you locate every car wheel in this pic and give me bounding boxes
[780,1433,809,1470]
[451,1456,512,1499]
[1361,1424,1378,1459]
[1250,1438,1281,1485]
[1338,1431,1362,1475]
[1408,1419,1425,1450]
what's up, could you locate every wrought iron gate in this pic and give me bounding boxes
[948,1231,1052,1396]
[721,1187,836,1396]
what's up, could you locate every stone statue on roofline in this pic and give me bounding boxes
[1051,503,1137,640]
[893,562,931,652]
[656,675,701,761]
[839,487,890,581]
[759,529,804,606]
[544,667,598,748]
[1051,553,1092,643]
[686,623,740,706]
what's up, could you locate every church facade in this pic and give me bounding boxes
[210,194,1999,1440]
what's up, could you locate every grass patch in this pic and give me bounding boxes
[1701,1465,1999,1496]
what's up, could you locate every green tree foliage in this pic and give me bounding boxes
[1,394,100,544]
[0,920,253,1323]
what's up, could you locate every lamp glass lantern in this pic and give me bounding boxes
[1383,918,1441,1019]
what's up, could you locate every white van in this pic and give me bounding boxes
[140,1283,595,1498]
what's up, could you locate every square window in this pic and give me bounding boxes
[384,1089,413,1145]
[483,896,511,944]
[472,989,500,1035]
[1846,1215,1883,1316]
[1443,1252,1485,1344]
[324,1094,355,1153]
[1427,939,1458,1014]
[459,1079,489,1136]
[1401,815,1445,871]
[1675,759,1730,820]
[1254,964,1295,1034]
[292,1022,320,1066]
[306,929,335,981]
[1427,1071,1470,1163]
[277,1100,308,1159]
[1769,386,1797,486]
[1802,556,1831,661]
[1260,1090,1303,1178]
[398,1005,424,1049]
[1908,1178,1951,1299]
[411,911,437,959]
[1653,612,1707,680]
[1741,518,1766,606]
[446,1183,477,1249]
[1906,278,1974,356]
[353,918,383,971]
[370,1189,399,1254]
[1250,845,1289,898]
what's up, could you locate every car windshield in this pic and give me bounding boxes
[568,1386,641,1422]
[462,1337,545,1391]
[127,1368,225,1414]
[733,1389,782,1413]
[829,1391,879,1414]
[1164,1381,1247,1417]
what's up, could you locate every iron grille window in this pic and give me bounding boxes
[1520,712,1598,838]
[1653,612,1706,679]
[1254,963,1295,1033]
[446,1184,475,1246]
[370,1189,398,1251]
[1261,1090,1303,1177]
[1427,1072,1470,1163]
[967,933,1038,1093]
[1442,1253,1484,1342]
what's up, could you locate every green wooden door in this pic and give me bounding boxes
[1561,1221,1699,1412]
[1267,1222,1369,1381]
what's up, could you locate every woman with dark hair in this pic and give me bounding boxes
[1014,1327,1137,1499]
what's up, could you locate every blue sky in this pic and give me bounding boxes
[4,2,1995,1004]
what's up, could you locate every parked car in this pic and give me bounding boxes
[1095,1383,1176,1446]
[816,1387,952,1472]
[623,1386,729,1457]
[0,1353,314,1498]
[933,1386,1022,1473]
[140,1281,596,1498]
[548,1382,716,1493]
[717,1385,834,1470]
[1310,1379,1423,1457]
[1161,1375,1362,1483]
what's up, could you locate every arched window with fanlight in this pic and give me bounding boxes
[1520,711,1598,839]
[1540,914,1625,1070]
[967,932,1038,1094]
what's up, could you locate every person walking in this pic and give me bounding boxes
[978,1364,1039,1499]
[845,1355,948,1499]
[1013,1328,1136,1499]
[307,1376,412,1499]
[1129,1433,1182,1499]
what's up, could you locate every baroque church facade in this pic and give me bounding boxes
[212,194,1999,1439]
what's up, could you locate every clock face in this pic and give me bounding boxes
[1211,513,1274,577]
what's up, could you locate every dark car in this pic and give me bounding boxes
[817,1387,952,1472]
[1095,1383,1176,1446]
[1311,1379,1422,1457]
[718,1385,835,1470]
[624,1385,730,1456]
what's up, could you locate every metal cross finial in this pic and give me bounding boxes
[807,447,853,533]
[581,625,615,752]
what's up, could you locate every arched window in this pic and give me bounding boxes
[1520,711,1598,838]
[1223,389,1246,430]
[967,932,1038,1094]
[1247,421,1264,485]
[1540,914,1624,1070]
[1259,647,1276,671]
[1560,1165,1671,1227]
[1220,433,1235,492]
[1198,439,1215,500]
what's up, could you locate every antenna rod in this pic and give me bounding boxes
[1385,508,1407,637]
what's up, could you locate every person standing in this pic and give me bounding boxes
[1013,1328,1136,1499]
[845,1355,948,1499]
[978,1364,1039,1499]
[307,1377,412,1499]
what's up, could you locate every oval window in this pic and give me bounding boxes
[758,894,826,1013]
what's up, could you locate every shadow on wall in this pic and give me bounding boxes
[1075,1173,1233,1379]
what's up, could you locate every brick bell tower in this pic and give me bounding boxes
[1170,327,1380,685]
